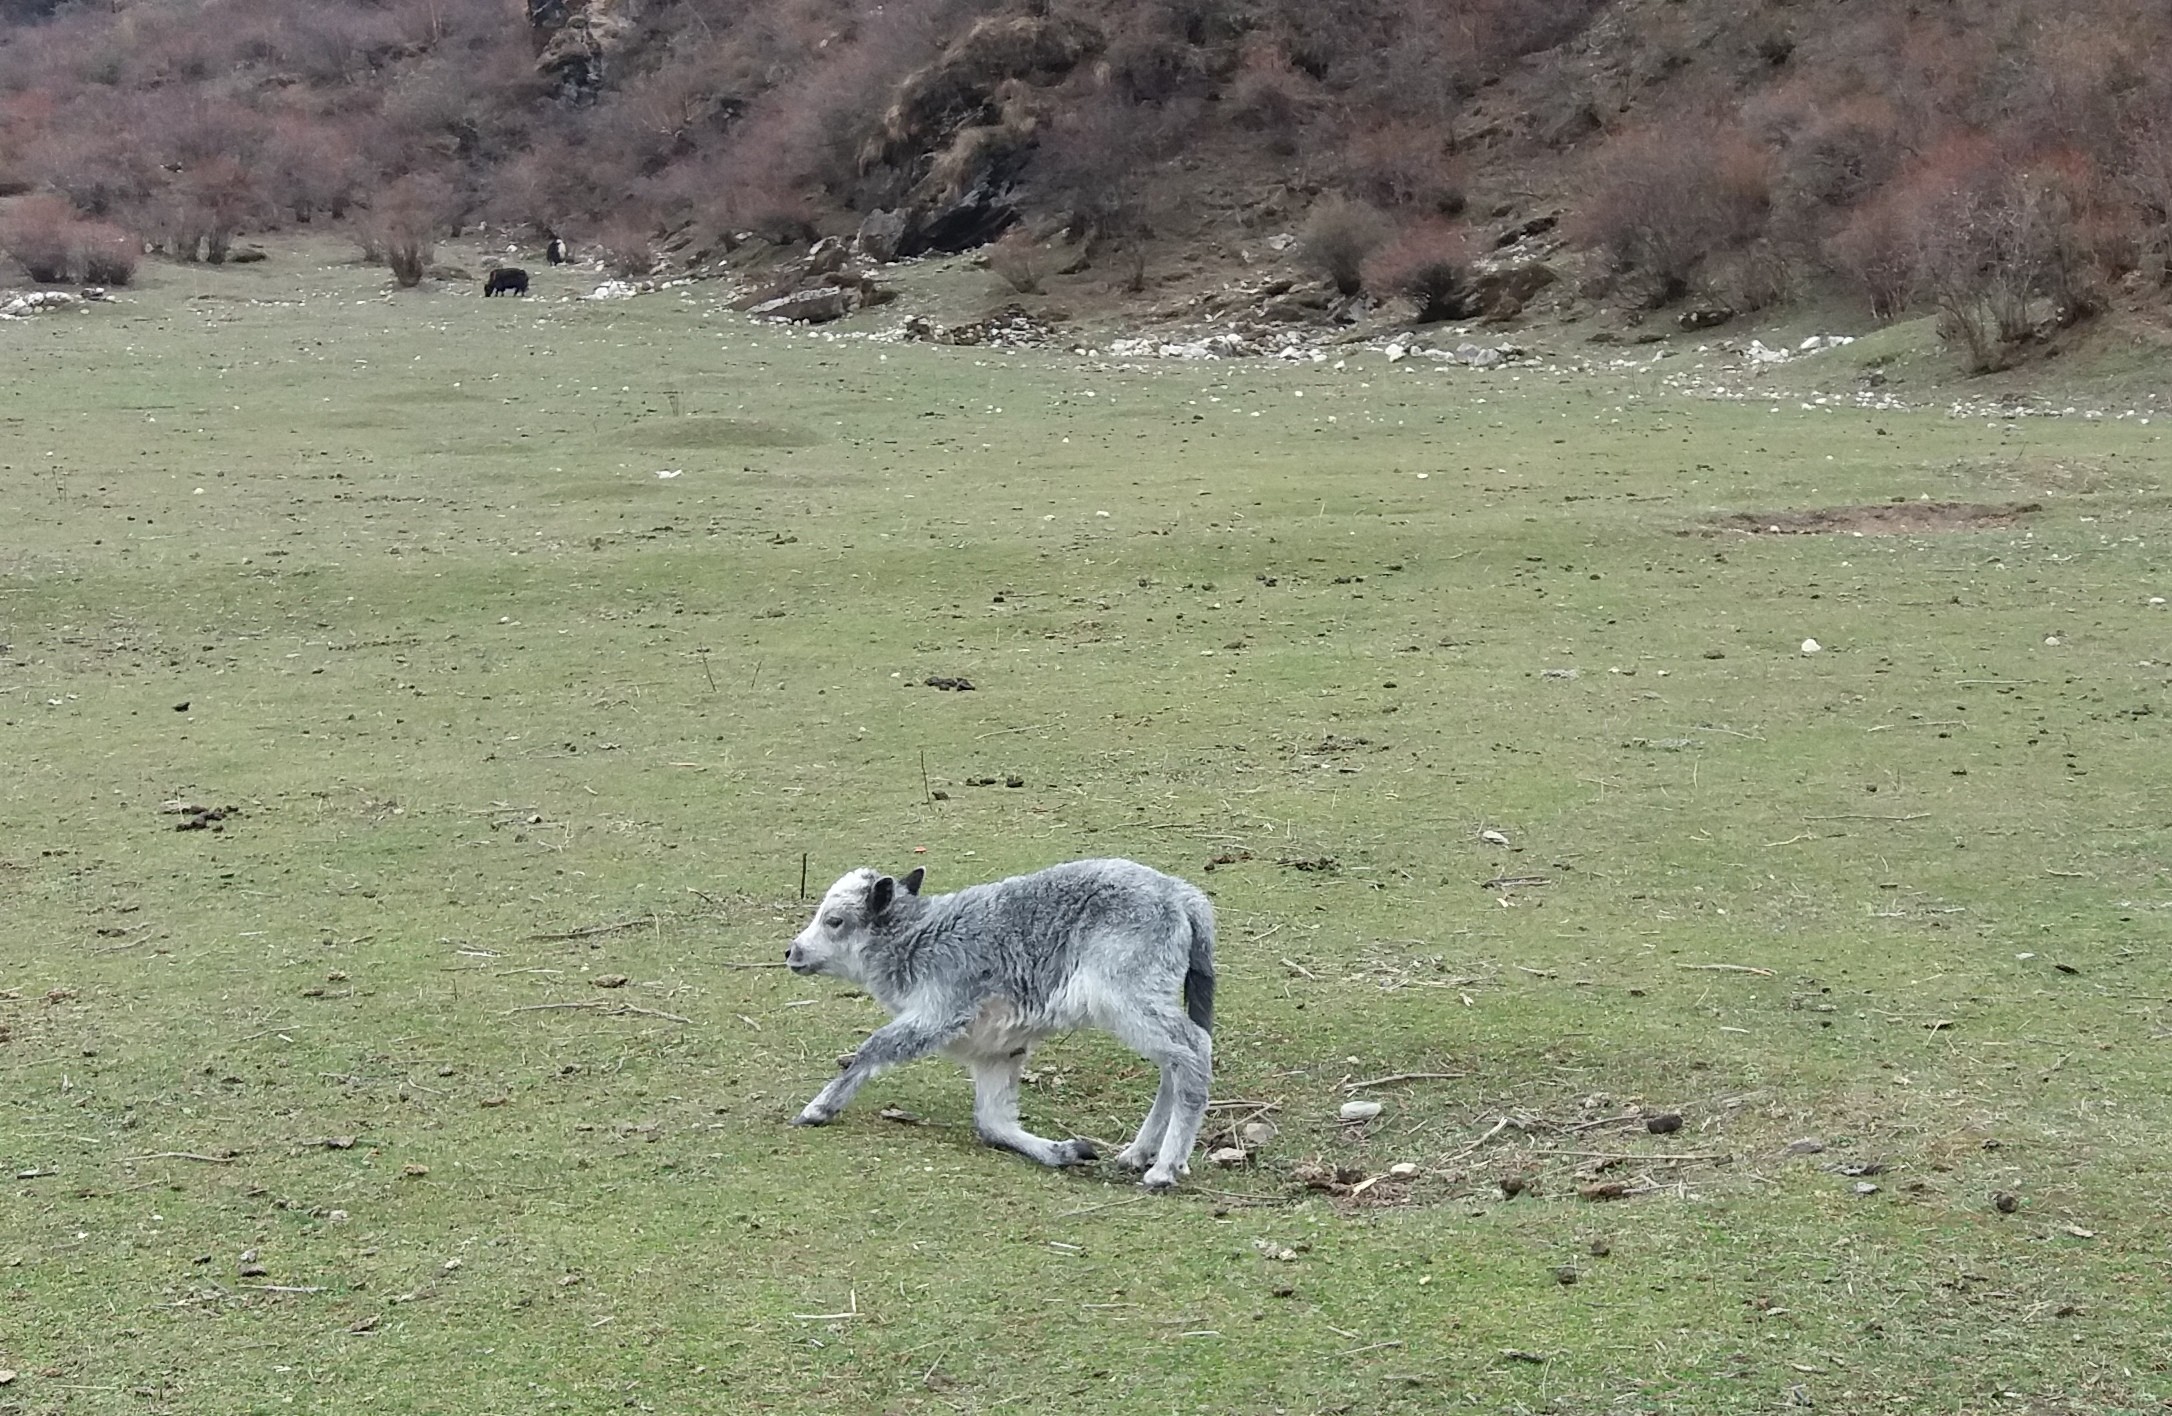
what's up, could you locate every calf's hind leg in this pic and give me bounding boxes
[1112,1071,1177,1173]
[969,1052,1097,1167]
[1111,1008,1213,1191]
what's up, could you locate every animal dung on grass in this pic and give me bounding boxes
[782,858,1216,1192]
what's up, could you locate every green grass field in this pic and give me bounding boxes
[3,247,2168,1414]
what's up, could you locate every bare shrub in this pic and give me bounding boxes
[1027,94,1189,246]
[1342,121,1463,215]
[592,215,654,277]
[1363,219,1470,321]
[1226,46,1315,155]
[1884,144,2110,374]
[0,191,75,281]
[1825,200,1916,319]
[362,172,456,287]
[74,219,137,283]
[1571,120,1774,305]
[1299,195,1391,296]
[987,228,1045,293]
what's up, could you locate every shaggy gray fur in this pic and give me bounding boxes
[785,858,1216,1190]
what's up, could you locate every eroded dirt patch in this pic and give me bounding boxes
[1710,501,2042,535]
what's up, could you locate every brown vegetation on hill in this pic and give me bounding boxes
[0,0,2168,366]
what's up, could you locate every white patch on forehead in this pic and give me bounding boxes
[819,869,878,914]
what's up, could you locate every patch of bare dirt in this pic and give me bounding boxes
[1708,501,2043,536]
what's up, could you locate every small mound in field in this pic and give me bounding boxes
[1710,501,2042,535]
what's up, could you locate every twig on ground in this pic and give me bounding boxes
[1528,1148,1727,1163]
[527,917,655,942]
[124,1151,234,1164]
[1344,1071,1468,1091]
[1281,958,1319,980]
[1338,1340,1405,1357]
[1802,813,1930,823]
[504,1001,691,1024]
[1058,1195,1149,1218]
[1675,963,1775,977]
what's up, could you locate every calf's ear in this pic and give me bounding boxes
[902,867,925,896]
[868,875,895,916]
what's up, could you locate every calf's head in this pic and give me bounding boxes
[786,866,925,977]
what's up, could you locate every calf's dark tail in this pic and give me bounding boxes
[1182,894,1216,1034]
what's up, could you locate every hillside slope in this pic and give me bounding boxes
[1,0,2167,361]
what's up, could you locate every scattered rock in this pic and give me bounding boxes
[1387,1161,1420,1179]
[1784,1137,1826,1156]
[923,675,977,691]
[1252,1238,1298,1262]
[1480,829,1511,846]
[1992,1191,2020,1214]
[590,974,629,988]
[1553,1265,1580,1286]
[1209,1146,1249,1168]
[0,289,81,318]
[1578,1180,1631,1201]
[1339,1100,1383,1123]
[401,1163,429,1178]
[1800,638,1823,654]
[1678,305,1734,331]
[1645,1112,1684,1135]
[1500,1174,1534,1199]
[1853,1181,1881,1196]
[1588,1237,1612,1257]
[1241,1120,1278,1148]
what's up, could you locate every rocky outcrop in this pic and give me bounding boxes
[855,14,1102,259]
[530,0,642,102]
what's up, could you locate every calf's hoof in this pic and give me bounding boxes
[1055,1137,1099,1166]
[1110,1146,1153,1173]
[1140,1168,1180,1192]
[789,1107,833,1127]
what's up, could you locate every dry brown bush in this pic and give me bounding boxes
[987,228,1045,292]
[1300,195,1391,296]
[1874,140,2114,373]
[1571,120,1774,305]
[592,216,655,277]
[1226,46,1315,154]
[1362,219,1470,321]
[0,191,75,281]
[362,172,457,287]
[1342,121,1463,215]
[74,219,136,284]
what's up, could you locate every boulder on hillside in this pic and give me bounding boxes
[749,287,854,323]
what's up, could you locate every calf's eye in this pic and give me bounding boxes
[825,915,844,928]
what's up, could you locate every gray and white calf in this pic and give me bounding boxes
[785,859,1216,1190]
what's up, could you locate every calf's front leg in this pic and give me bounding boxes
[792,1013,968,1126]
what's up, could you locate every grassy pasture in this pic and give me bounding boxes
[2,248,2169,1414]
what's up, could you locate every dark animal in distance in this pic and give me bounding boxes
[546,236,568,265]
[483,267,529,297]
[785,859,1216,1190]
